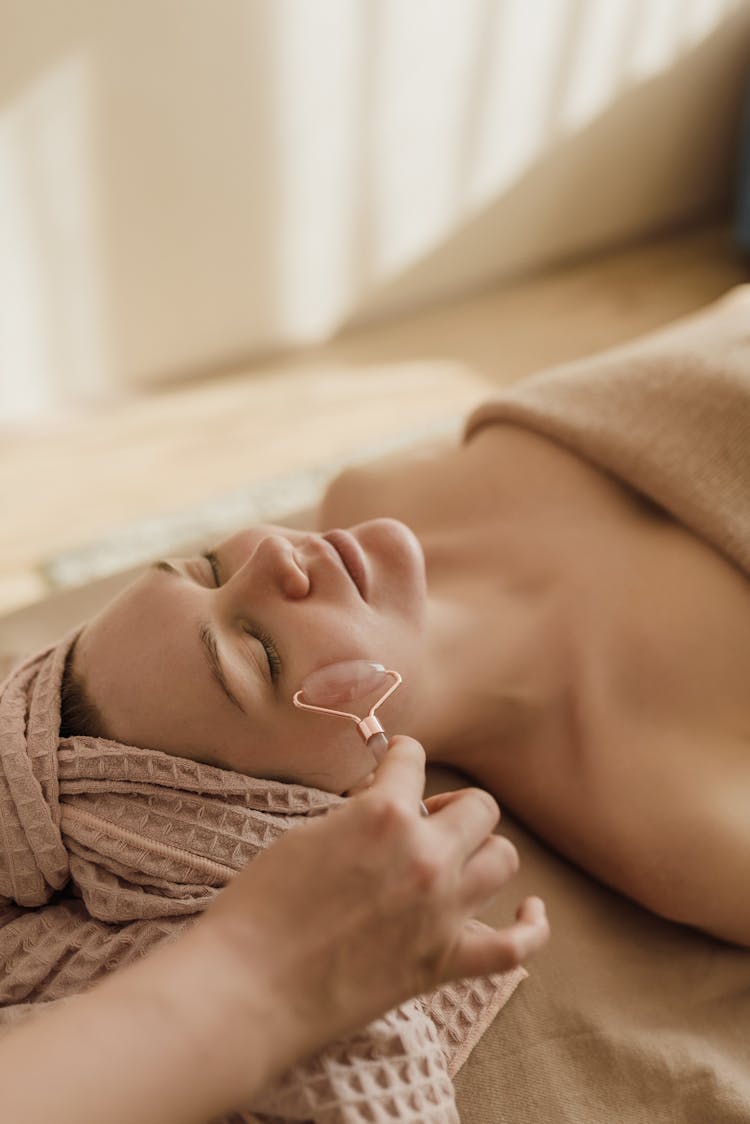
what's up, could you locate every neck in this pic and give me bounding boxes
[406,530,572,787]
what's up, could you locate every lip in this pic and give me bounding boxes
[322,530,368,601]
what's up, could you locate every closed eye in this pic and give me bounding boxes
[203,550,221,587]
[201,550,282,685]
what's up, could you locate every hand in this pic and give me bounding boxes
[0,736,547,1124]
[193,735,549,1070]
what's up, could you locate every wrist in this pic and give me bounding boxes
[182,915,328,1077]
[106,924,301,1116]
[0,924,306,1124]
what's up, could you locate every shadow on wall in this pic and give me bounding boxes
[0,2,281,418]
[1,0,749,420]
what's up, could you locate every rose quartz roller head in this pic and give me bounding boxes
[293,660,399,761]
[292,659,428,814]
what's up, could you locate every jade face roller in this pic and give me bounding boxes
[292,659,428,815]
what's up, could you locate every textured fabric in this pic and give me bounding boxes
[452,796,750,1124]
[465,283,750,579]
[0,630,524,1123]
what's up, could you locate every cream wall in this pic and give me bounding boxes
[1,0,749,422]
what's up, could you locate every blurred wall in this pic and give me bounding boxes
[1,0,749,422]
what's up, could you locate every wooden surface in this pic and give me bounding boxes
[1,221,746,617]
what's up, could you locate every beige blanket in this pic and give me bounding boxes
[466,283,750,576]
[0,628,523,1123]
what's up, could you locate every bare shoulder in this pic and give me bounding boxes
[571,719,750,948]
[316,419,650,534]
[633,751,750,948]
[316,434,461,531]
[316,422,561,530]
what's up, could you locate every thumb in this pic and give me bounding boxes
[366,735,426,807]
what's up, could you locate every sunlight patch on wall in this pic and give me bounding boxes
[368,1,489,278]
[460,0,574,209]
[0,51,107,424]
[271,0,364,340]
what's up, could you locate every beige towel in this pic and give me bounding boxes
[0,627,523,1124]
[465,284,750,577]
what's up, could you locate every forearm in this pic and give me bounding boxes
[0,927,292,1124]
[0,738,548,1123]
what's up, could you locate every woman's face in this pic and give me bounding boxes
[75,518,428,792]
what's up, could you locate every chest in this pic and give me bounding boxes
[452,511,750,930]
[566,507,750,742]
[441,428,750,895]
[454,425,750,739]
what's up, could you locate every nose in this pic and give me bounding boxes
[231,534,310,599]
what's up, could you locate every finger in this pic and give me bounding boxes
[423,788,501,818]
[429,786,501,861]
[449,898,550,978]
[365,735,426,809]
[458,834,520,907]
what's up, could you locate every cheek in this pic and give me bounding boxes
[289,615,421,725]
[306,607,417,672]
[285,621,381,703]
[279,606,424,766]
[287,667,424,789]
[285,714,376,793]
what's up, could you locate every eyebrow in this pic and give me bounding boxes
[151,559,247,714]
[153,559,180,576]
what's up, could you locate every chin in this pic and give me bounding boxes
[354,518,427,618]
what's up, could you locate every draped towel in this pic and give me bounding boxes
[465,284,750,579]
[0,628,523,1123]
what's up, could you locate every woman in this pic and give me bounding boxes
[66,283,750,945]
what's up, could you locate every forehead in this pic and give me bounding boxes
[76,571,262,759]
